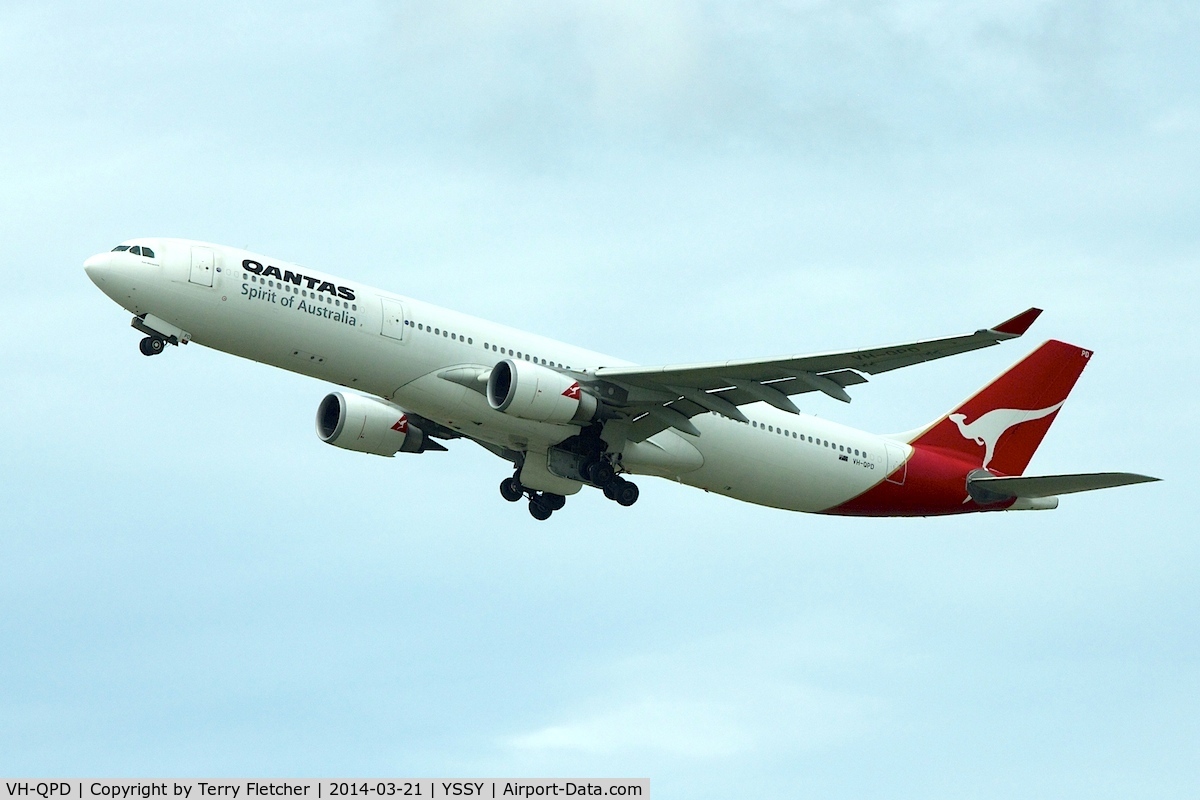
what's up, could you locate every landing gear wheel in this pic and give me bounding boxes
[541,493,566,511]
[614,480,639,507]
[500,477,523,502]
[139,336,165,356]
[528,498,553,521]
[603,481,619,501]
[588,460,615,487]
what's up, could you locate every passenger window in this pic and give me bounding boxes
[141,247,154,258]
[451,333,457,340]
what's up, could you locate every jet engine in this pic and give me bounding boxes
[487,358,599,424]
[316,392,430,455]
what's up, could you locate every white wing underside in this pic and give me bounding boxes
[969,472,1160,499]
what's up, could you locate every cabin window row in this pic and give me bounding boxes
[483,342,569,370]
[749,419,865,457]
[407,320,474,345]
[243,273,358,310]
[401,323,573,370]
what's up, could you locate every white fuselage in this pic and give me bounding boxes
[85,238,904,514]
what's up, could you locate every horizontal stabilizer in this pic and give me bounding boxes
[969,471,1159,500]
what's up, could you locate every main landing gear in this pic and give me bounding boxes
[603,477,640,507]
[499,459,639,521]
[584,459,639,507]
[500,476,567,521]
[138,336,166,357]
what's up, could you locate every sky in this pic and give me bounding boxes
[1,0,1198,796]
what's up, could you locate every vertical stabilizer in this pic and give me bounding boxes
[909,340,1092,476]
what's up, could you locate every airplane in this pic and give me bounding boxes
[84,238,1158,521]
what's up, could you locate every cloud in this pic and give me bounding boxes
[1149,105,1200,134]
[508,698,753,758]
[502,621,887,761]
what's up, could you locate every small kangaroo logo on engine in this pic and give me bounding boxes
[949,402,1064,470]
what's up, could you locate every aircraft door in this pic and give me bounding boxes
[884,442,908,485]
[189,247,215,287]
[380,297,407,342]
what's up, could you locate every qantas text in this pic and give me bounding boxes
[242,260,356,301]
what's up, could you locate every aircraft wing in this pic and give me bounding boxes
[589,308,1043,441]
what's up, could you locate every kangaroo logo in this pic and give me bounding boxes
[948,401,1064,470]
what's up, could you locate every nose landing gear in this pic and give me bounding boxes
[138,336,166,357]
[131,314,187,357]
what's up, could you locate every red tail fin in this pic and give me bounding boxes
[910,340,1092,476]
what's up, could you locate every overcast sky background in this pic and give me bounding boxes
[1,1,1197,796]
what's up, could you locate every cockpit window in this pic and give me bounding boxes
[110,244,154,257]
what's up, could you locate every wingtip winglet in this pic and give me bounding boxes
[993,307,1043,336]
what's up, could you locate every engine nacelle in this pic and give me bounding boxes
[316,392,428,456]
[487,358,598,424]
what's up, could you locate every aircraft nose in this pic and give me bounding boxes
[83,252,113,285]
